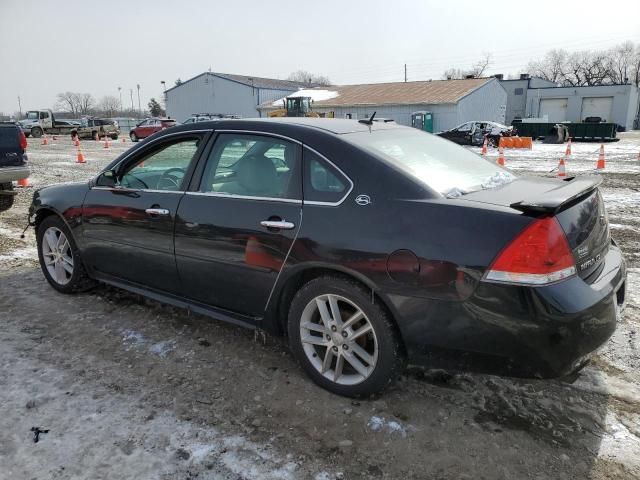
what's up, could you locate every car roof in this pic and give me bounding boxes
[171,117,406,135]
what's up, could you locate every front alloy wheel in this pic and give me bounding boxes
[36,215,95,293]
[288,276,404,397]
[41,226,74,285]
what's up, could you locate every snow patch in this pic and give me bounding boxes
[367,415,414,437]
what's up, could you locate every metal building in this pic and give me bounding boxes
[525,83,639,130]
[258,78,507,132]
[165,72,312,121]
[497,74,557,124]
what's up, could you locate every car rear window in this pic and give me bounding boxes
[344,128,515,197]
[0,127,19,148]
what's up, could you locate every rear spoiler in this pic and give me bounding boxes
[510,175,602,213]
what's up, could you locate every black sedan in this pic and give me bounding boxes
[29,118,626,397]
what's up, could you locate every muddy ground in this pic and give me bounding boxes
[0,134,639,479]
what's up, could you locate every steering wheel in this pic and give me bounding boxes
[122,173,149,190]
[157,167,186,190]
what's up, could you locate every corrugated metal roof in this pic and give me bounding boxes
[213,72,313,90]
[165,72,314,93]
[259,78,493,108]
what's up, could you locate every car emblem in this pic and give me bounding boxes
[577,245,589,258]
[355,194,371,206]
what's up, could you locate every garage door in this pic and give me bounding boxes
[539,98,568,122]
[581,97,613,122]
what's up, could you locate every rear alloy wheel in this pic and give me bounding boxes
[288,276,404,397]
[36,215,95,293]
[31,127,43,138]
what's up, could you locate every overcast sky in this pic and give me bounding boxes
[1,0,639,116]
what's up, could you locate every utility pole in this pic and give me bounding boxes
[136,84,141,117]
[118,87,122,114]
[404,64,407,83]
[130,89,134,113]
[17,95,22,117]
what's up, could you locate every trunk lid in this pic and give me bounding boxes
[461,176,609,282]
[0,125,25,167]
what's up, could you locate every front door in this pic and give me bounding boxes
[175,132,302,317]
[82,133,208,293]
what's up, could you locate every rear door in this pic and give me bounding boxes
[82,132,208,293]
[539,98,568,122]
[174,131,302,317]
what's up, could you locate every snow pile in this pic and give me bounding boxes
[121,329,176,357]
[270,89,339,107]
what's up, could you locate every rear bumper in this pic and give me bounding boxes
[394,244,626,378]
[0,165,30,183]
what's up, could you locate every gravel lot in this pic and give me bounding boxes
[1,133,639,479]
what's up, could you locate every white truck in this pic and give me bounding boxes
[17,109,80,138]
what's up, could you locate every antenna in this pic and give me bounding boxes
[358,111,377,125]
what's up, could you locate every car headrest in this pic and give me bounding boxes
[236,154,278,196]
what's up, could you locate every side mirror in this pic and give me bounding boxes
[96,170,118,187]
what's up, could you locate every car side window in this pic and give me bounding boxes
[304,149,349,204]
[200,133,301,199]
[458,122,472,132]
[119,137,201,191]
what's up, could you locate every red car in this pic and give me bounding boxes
[129,118,176,142]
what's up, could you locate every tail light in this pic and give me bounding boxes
[485,217,576,285]
[19,130,27,150]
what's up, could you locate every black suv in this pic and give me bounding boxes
[0,123,29,212]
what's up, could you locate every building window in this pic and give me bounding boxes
[514,88,524,96]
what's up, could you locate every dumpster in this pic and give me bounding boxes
[512,120,618,142]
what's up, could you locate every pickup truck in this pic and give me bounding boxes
[0,123,30,212]
[71,117,120,141]
[17,110,79,138]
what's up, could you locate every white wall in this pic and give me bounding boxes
[456,78,507,126]
[526,84,638,130]
[166,74,298,121]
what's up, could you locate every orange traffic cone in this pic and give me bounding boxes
[76,146,85,163]
[565,138,572,158]
[481,138,488,155]
[557,157,567,177]
[42,135,49,146]
[103,137,110,149]
[497,146,505,166]
[17,177,30,187]
[596,144,605,169]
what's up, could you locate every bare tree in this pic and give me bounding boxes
[55,92,79,116]
[442,53,492,79]
[76,93,94,115]
[287,70,332,86]
[98,95,120,117]
[527,49,568,83]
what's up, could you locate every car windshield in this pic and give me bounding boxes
[26,112,39,120]
[344,128,516,197]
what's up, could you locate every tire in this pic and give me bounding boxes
[287,276,405,397]
[36,215,95,294]
[92,131,99,141]
[130,131,138,142]
[111,134,118,140]
[31,127,43,138]
[0,183,14,212]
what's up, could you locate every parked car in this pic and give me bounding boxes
[437,121,516,146]
[129,118,177,142]
[28,118,625,397]
[0,123,29,212]
[72,118,120,141]
[182,113,241,124]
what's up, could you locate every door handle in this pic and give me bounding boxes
[260,219,295,230]
[145,208,170,216]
